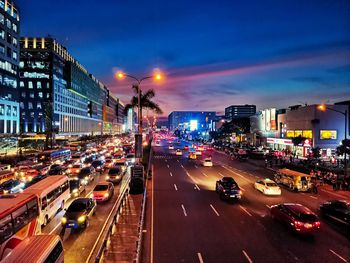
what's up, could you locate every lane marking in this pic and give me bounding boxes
[186,171,191,177]
[242,250,253,263]
[170,172,173,177]
[180,164,184,168]
[210,204,220,216]
[49,221,61,234]
[174,184,178,191]
[309,196,317,200]
[197,252,204,263]
[177,160,180,163]
[194,184,201,191]
[167,164,169,168]
[218,172,224,177]
[202,172,208,177]
[239,205,252,217]
[239,186,246,192]
[194,165,198,169]
[181,204,187,217]
[221,166,251,183]
[165,159,167,162]
[329,249,349,263]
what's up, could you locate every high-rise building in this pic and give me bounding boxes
[225,104,256,120]
[0,1,20,134]
[19,37,124,135]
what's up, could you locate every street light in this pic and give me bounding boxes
[318,104,348,175]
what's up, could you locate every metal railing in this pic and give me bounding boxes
[86,174,131,263]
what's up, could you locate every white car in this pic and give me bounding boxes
[195,150,202,156]
[254,179,281,196]
[202,158,213,167]
[169,145,174,150]
[175,149,183,156]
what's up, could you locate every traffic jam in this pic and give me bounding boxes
[0,136,135,261]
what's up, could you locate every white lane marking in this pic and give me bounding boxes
[194,184,201,191]
[177,160,180,163]
[265,205,271,209]
[242,250,253,263]
[170,172,173,177]
[194,165,198,169]
[174,184,178,191]
[180,164,184,168]
[181,204,187,217]
[197,252,204,263]
[167,164,169,168]
[329,249,349,263]
[202,172,208,177]
[218,172,225,177]
[309,196,317,200]
[221,166,251,182]
[239,186,246,192]
[210,204,220,216]
[186,171,191,177]
[49,221,61,234]
[239,205,252,217]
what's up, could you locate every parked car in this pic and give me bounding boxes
[61,198,96,229]
[270,203,320,234]
[91,182,114,202]
[215,177,242,200]
[77,167,96,185]
[319,200,350,228]
[106,167,123,184]
[254,179,281,196]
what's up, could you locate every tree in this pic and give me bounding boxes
[336,139,350,157]
[311,147,321,159]
[292,135,306,146]
[124,85,163,129]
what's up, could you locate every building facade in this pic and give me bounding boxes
[0,0,19,134]
[225,104,256,120]
[19,37,124,136]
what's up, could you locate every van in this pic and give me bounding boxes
[2,234,64,263]
[274,168,312,192]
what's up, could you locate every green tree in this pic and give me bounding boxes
[311,147,321,159]
[336,139,350,156]
[292,135,306,146]
[124,85,163,129]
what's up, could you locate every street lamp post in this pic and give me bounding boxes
[318,104,348,175]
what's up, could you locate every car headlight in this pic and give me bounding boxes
[67,169,71,173]
[85,176,89,180]
[90,193,94,198]
[78,215,86,223]
[97,166,101,169]
[28,176,33,181]
[68,164,73,168]
[3,190,9,194]
[105,176,110,180]
[116,175,120,179]
[20,172,24,176]
[104,193,109,198]
[61,217,67,224]
[72,189,78,193]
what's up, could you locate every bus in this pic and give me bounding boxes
[23,176,70,226]
[0,193,40,260]
[0,170,15,184]
[2,234,64,263]
[37,149,71,164]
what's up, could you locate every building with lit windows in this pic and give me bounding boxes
[0,0,20,134]
[19,37,122,136]
[103,91,125,134]
[225,104,256,120]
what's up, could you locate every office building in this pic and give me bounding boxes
[0,1,20,134]
[225,104,256,120]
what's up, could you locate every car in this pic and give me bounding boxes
[61,198,96,229]
[91,160,105,172]
[202,158,213,167]
[168,145,174,150]
[69,177,85,197]
[215,177,242,200]
[189,152,197,160]
[0,179,25,194]
[105,158,115,169]
[270,203,320,234]
[91,182,114,202]
[254,179,281,195]
[195,150,202,156]
[106,167,123,184]
[175,149,183,156]
[125,154,135,165]
[77,167,96,185]
[70,164,83,175]
[155,140,161,146]
[183,145,189,150]
[48,166,70,176]
[319,200,350,228]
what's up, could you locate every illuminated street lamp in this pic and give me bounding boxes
[318,104,348,174]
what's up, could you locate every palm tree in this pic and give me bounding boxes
[124,84,163,130]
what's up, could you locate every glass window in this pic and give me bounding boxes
[0,43,5,54]
[6,32,11,44]
[12,106,17,116]
[0,104,4,115]
[28,81,33,89]
[0,215,13,243]
[20,81,24,87]
[6,105,11,116]
[46,241,63,263]
[37,81,42,89]
[12,37,17,46]
[37,102,42,110]
[28,102,33,109]
[12,51,17,60]
[41,197,47,210]
[12,205,29,232]
[6,19,11,29]
[19,102,24,109]
[0,13,4,24]
[38,92,43,98]
[27,199,38,218]
[0,29,4,39]
[12,23,17,33]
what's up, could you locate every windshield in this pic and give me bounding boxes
[80,168,90,175]
[94,185,108,191]
[266,183,278,187]
[73,164,81,168]
[67,201,87,212]
[299,213,318,222]
[109,168,120,174]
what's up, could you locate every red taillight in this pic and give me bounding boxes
[314,221,321,227]
[294,220,303,227]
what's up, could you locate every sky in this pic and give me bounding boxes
[17,0,350,116]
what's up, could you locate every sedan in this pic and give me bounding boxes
[91,182,114,202]
[168,145,174,150]
[320,200,350,228]
[91,160,105,172]
[0,179,25,194]
[254,179,281,196]
[106,167,123,184]
[216,177,242,200]
[270,203,320,234]
[175,149,183,156]
[61,198,96,229]
[201,158,213,167]
[77,167,96,185]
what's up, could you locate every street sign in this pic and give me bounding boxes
[135,134,143,158]
[131,165,144,179]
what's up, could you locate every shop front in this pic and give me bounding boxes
[266,137,311,157]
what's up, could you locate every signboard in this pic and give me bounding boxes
[286,130,295,138]
[190,120,198,131]
[267,137,293,146]
[320,130,337,140]
[131,165,144,178]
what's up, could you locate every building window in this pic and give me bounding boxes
[20,81,24,87]
[0,29,4,39]
[6,47,11,58]
[6,105,11,116]
[0,13,3,24]
[37,103,42,110]
[12,37,17,46]
[30,112,34,118]
[21,91,25,98]
[37,81,42,89]
[19,102,24,109]
[46,83,50,89]
[12,51,17,60]
[28,81,33,89]
[0,43,4,54]
[0,104,4,115]
[6,19,11,29]
[6,32,11,44]
[12,106,17,117]
[28,102,33,110]
[12,23,17,33]
[29,92,34,98]
[38,92,43,98]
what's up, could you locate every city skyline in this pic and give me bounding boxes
[17,0,350,115]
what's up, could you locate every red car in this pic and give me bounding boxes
[183,145,189,150]
[270,203,320,234]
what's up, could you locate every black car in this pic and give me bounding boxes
[215,177,242,200]
[91,160,105,172]
[61,198,96,229]
[48,166,70,176]
[106,167,123,184]
[320,200,350,228]
[0,179,25,194]
[77,167,96,185]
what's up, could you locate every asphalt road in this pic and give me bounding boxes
[42,168,130,262]
[150,140,350,263]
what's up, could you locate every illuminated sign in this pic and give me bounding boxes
[302,130,312,139]
[286,130,295,138]
[190,120,198,131]
[270,108,276,130]
[267,138,293,145]
[320,130,337,140]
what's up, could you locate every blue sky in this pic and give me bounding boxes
[17,0,350,115]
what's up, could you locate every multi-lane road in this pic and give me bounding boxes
[148,140,350,263]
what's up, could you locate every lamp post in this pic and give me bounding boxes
[318,104,348,175]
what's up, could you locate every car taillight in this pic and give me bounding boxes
[293,220,303,227]
[314,221,321,227]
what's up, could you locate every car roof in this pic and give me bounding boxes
[262,179,276,183]
[330,200,350,206]
[283,203,313,214]
[72,197,90,204]
[222,177,235,182]
[95,182,111,187]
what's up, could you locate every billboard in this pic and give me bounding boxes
[190,120,198,131]
[320,130,337,140]
[265,109,271,131]
[270,108,276,130]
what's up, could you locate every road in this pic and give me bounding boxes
[42,169,130,262]
[150,139,350,263]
